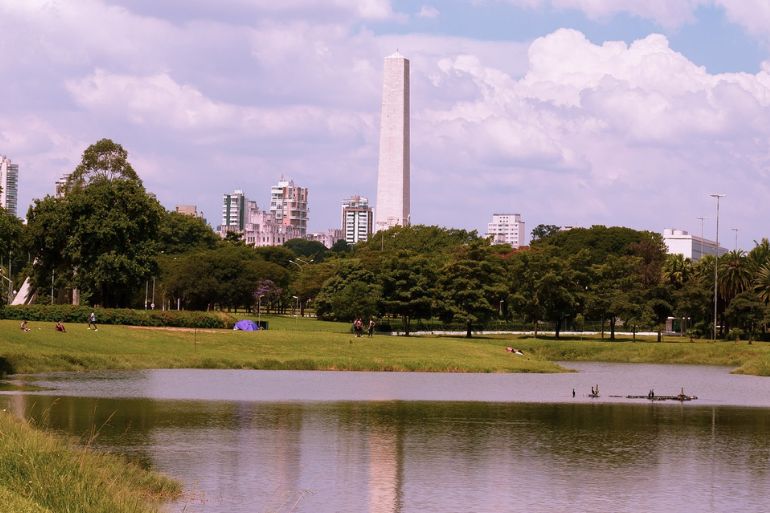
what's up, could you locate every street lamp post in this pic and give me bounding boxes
[710,193,725,341]
[289,258,313,317]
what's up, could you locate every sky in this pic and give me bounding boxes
[3,0,770,249]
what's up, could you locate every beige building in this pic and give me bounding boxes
[270,178,309,236]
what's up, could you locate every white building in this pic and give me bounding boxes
[0,156,19,216]
[270,178,309,236]
[374,52,410,232]
[55,173,72,198]
[219,189,246,235]
[487,213,526,248]
[662,228,727,260]
[342,195,372,244]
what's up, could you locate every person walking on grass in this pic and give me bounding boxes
[87,311,98,331]
[368,319,376,337]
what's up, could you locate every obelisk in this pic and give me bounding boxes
[374,51,410,232]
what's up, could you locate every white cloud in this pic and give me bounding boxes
[418,5,440,19]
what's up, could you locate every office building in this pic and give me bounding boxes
[270,178,309,236]
[374,52,410,232]
[0,156,19,216]
[342,195,373,244]
[662,228,727,260]
[487,213,526,248]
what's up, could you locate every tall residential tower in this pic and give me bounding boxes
[374,52,410,232]
[0,156,19,216]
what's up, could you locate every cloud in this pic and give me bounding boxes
[4,0,770,245]
[418,5,440,19]
[496,0,770,41]
[413,28,770,239]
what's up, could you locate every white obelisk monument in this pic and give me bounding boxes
[374,51,410,232]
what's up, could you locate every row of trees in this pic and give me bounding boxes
[2,138,769,340]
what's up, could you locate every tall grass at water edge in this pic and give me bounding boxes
[0,411,180,513]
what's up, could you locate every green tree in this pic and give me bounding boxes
[724,290,766,342]
[284,238,328,262]
[157,211,219,254]
[27,159,163,308]
[530,224,560,243]
[164,246,288,311]
[436,242,507,338]
[314,261,380,322]
[66,138,141,190]
[378,252,436,335]
[587,255,642,340]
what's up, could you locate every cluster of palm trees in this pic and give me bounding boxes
[663,239,770,340]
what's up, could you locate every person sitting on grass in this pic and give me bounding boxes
[20,320,31,332]
[55,321,66,332]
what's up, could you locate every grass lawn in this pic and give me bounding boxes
[2,317,770,376]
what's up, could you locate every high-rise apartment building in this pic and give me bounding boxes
[219,189,246,235]
[270,178,309,236]
[342,195,373,244]
[487,213,526,248]
[0,156,19,216]
[374,52,410,232]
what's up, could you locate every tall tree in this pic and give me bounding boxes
[436,242,507,338]
[27,152,163,307]
[157,211,219,254]
[378,251,436,335]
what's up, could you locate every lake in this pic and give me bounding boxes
[2,363,770,513]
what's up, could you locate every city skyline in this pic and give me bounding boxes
[4,2,770,247]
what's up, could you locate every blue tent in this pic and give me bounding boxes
[233,319,259,331]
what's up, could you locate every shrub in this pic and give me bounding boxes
[0,305,239,329]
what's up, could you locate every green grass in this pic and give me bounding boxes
[2,318,770,376]
[0,412,180,513]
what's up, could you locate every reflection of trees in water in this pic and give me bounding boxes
[11,396,770,512]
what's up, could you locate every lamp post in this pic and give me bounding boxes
[289,258,313,317]
[710,193,725,341]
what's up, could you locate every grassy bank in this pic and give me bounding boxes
[2,318,770,376]
[0,412,180,513]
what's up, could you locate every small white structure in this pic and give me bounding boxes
[487,213,526,248]
[662,228,727,260]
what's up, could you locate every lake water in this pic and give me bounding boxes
[2,363,770,513]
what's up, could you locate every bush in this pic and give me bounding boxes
[0,305,239,329]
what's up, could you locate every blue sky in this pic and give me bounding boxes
[2,0,770,248]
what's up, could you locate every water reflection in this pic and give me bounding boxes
[3,365,770,512]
